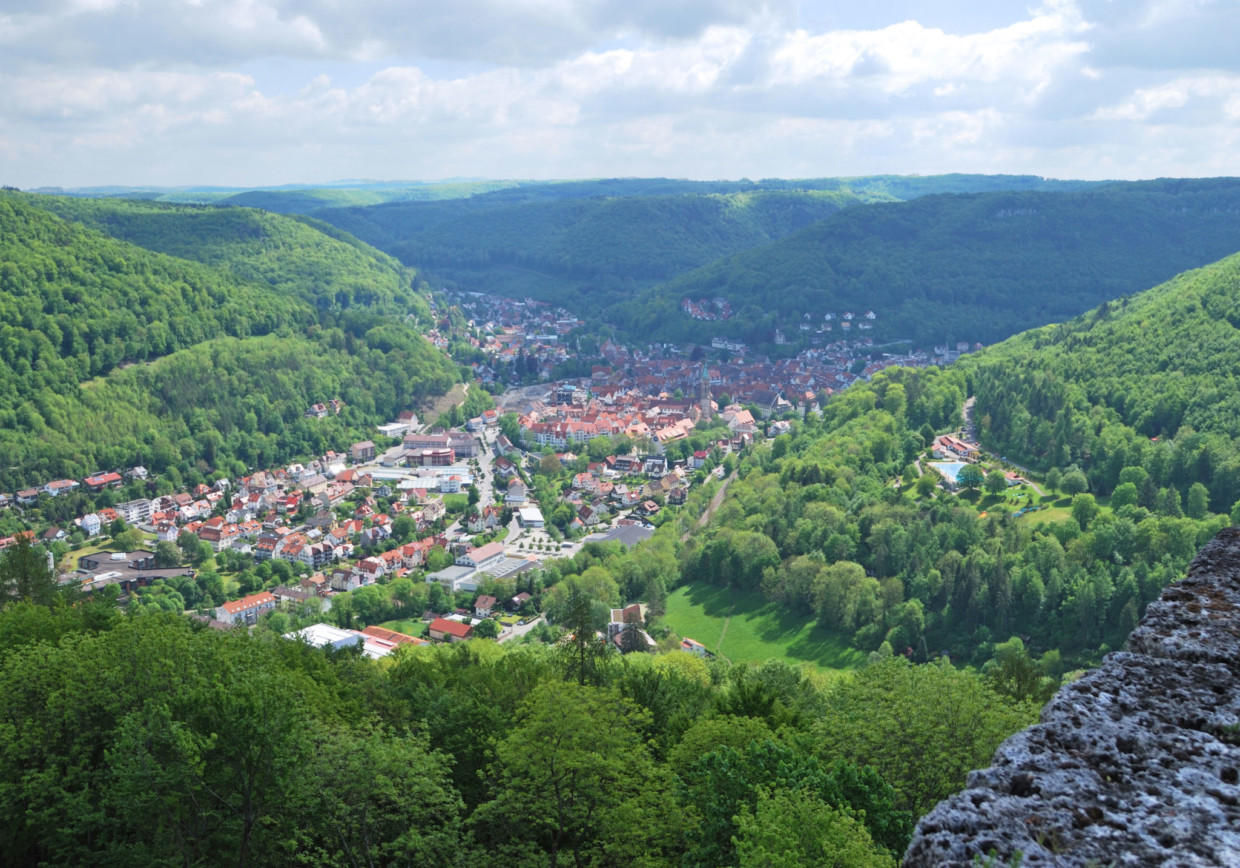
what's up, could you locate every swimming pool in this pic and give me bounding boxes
[928,461,969,481]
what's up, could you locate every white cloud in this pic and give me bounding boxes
[3,0,1240,186]
[1092,75,1240,122]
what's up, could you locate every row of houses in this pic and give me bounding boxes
[5,466,148,507]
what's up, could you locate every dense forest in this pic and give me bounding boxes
[311,174,1106,309]
[318,189,879,308]
[963,249,1240,513]
[26,195,434,319]
[620,179,1240,349]
[0,591,1036,867]
[0,192,463,490]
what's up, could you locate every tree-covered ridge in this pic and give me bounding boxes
[619,179,1240,348]
[211,180,525,212]
[39,179,528,210]
[0,193,309,399]
[963,250,1240,509]
[26,195,432,320]
[0,192,462,489]
[319,189,878,293]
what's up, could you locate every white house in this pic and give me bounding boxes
[505,480,529,505]
[455,541,506,571]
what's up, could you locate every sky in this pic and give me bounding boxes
[2,0,1239,187]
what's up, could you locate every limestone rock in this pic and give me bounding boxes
[903,528,1240,867]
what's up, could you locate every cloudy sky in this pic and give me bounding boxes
[2,0,1239,187]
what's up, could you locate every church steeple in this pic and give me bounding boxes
[699,363,712,422]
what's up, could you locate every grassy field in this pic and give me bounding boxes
[379,618,429,638]
[1021,496,1074,525]
[662,584,865,673]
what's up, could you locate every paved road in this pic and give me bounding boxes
[498,614,545,643]
[959,395,1048,497]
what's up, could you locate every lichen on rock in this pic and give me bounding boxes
[903,527,1240,867]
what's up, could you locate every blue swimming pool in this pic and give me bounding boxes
[928,461,969,481]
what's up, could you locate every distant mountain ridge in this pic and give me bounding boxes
[318,189,883,309]
[619,178,1240,349]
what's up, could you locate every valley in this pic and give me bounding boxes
[4,174,1240,867]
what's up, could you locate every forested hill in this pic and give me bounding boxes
[0,192,460,490]
[310,175,1106,308]
[962,249,1240,510]
[210,180,526,213]
[618,179,1240,348]
[26,196,432,320]
[316,189,881,307]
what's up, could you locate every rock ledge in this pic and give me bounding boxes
[903,527,1240,867]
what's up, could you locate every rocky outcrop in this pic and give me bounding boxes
[903,528,1240,867]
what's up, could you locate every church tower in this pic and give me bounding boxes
[698,363,712,422]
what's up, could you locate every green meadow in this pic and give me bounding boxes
[662,584,865,674]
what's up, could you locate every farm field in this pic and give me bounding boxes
[662,584,865,674]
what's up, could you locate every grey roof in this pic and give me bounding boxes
[426,565,475,582]
[479,557,539,579]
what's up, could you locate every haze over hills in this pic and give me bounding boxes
[27,180,525,211]
[0,192,460,490]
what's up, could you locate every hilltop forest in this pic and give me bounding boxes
[310,174,1103,312]
[319,189,880,309]
[964,250,1240,511]
[0,193,465,490]
[620,179,1240,349]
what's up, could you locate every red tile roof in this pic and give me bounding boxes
[361,625,427,646]
[221,592,276,615]
[429,617,473,639]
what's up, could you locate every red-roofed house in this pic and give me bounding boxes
[428,618,474,643]
[216,592,277,626]
[361,625,428,647]
[680,637,710,657]
[84,471,123,492]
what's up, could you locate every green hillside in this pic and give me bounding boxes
[320,189,880,306]
[620,179,1240,348]
[963,249,1240,510]
[27,196,432,319]
[0,192,459,490]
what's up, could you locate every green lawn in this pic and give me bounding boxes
[1014,494,1076,525]
[379,618,429,638]
[662,584,865,674]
